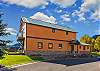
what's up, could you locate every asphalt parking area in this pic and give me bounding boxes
[12,58,100,71]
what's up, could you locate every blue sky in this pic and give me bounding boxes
[0,0,100,45]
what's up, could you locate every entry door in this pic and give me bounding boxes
[71,44,74,53]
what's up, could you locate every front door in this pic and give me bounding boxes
[71,44,74,53]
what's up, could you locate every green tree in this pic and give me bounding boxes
[80,34,95,51]
[0,11,11,49]
[80,34,93,44]
[94,36,100,51]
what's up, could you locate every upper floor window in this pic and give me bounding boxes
[48,43,53,49]
[66,31,68,35]
[80,46,81,49]
[52,28,56,33]
[37,42,43,49]
[59,44,63,49]
[83,46,85,50]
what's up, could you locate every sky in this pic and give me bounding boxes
[0,0,100,45]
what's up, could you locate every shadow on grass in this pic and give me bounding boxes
[43,57,99,66]
[0,56,5,59]
[28,56,45,61]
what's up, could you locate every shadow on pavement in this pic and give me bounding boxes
[43,58,99,66]
[0,68,13,71]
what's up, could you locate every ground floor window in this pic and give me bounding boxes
[37,42,43,49]
[58,44,63,49]
[48,43,53,49]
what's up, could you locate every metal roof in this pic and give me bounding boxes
[80,42,90,46]
[22,17,76,32]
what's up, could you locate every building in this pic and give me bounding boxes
[17,17,90,59]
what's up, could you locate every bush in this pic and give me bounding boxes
[0,49,4,57]
[91,52,100,57]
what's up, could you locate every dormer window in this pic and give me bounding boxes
[52,28,56,33]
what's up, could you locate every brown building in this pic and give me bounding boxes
[17,17,90,59]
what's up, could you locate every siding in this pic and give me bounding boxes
[26,37,68,51]
[26,23,76,41]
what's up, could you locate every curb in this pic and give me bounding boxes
[11,61,40,68]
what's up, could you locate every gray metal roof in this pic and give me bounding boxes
[80,42,90,46]
[22,17,76,32]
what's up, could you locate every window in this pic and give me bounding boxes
[87,46,89,49]
[83,46,85,50]
[80,46,81,49]
[66,31,68,35]
[59,44,63,49]
[48,43,53,49]
[37,42,43,49]
[52,28,56,33]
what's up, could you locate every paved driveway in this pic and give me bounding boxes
[13,58,100,71]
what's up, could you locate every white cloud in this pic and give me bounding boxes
[2,0,48,8]
[2,0,76,8]
[72,0,100,22]
[95,29,100,34]
[74,20,77,23]
[72,13,86,22]
[5,28,17,35]
[72,8,86,22]
[79,0,100,19]
[78,16,86,21]
[78,13,86,21]
[50,0,76,8]
[56,10,62,13]
[61,14,71,22]
[84,0,98,6]
[91,7,100,20]
[40,5,46,9]
[30,12,57,24]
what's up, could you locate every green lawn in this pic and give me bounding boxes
[0,55,33,67]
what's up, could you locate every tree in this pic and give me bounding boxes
[80,34,93,44]
[80,34,95,51]
[94,36,100,51]
[0,11,11,49]
[0,49,4,57]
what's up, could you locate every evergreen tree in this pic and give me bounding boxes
[0,11,11,48]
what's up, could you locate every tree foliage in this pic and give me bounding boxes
[94,36,100,51]
[0,49,4,57]
[80,34,100,51]
[0,11,11,48]
[80,34,93,44]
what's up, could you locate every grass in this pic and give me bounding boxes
[0,55,33,67]
[91,52,100,56]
